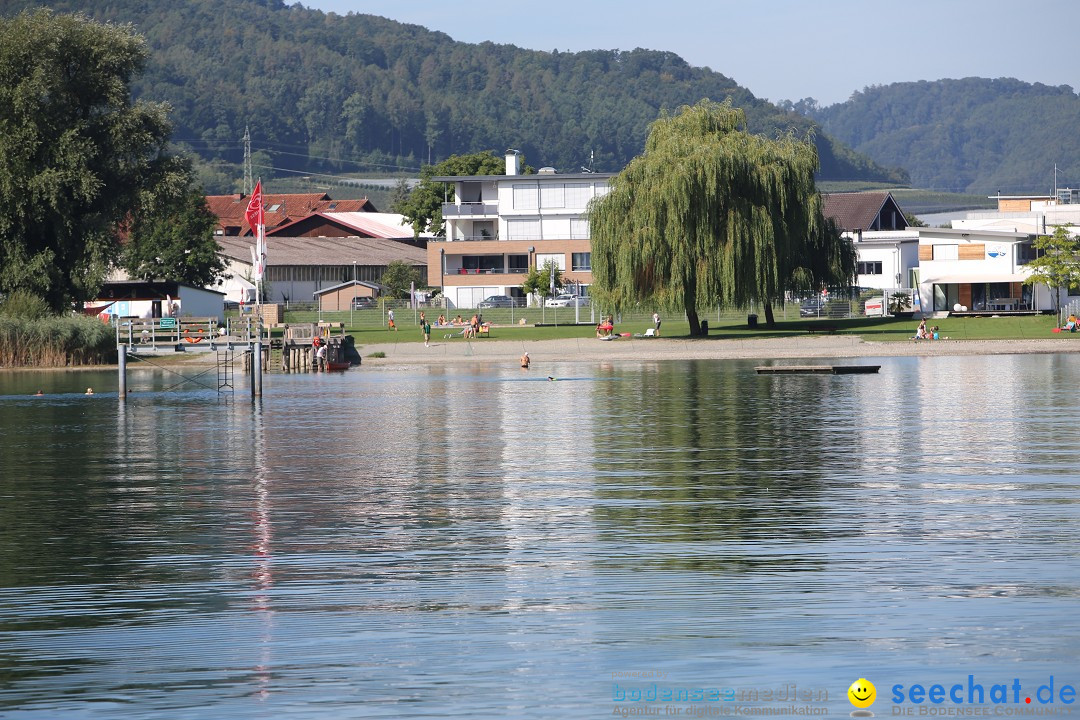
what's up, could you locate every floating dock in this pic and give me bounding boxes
[755,365,880,375]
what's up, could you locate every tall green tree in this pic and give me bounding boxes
[123,175,228,287]
[0,9,176,310]
[397,151,525,237]
[589,100,855,334]
[379,259,422,299]
[1023,226,1080,316]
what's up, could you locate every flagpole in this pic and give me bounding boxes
[245,178,266,344]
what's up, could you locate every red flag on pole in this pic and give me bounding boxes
[244,180,264,234]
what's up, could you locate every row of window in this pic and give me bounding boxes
[266,265,385,283]
[452,253,592,273]
[511,182,610,210]
[504,218,591,240]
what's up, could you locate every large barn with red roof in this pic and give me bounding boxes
[204,192,378,236]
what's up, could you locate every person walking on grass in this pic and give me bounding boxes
[652,312,661,337]
[388,308,396,331]
[423,319,431,347]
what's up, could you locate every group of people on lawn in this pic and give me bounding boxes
[913,319,941,340]
[418,311,484,342]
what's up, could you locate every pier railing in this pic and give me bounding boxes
[116,316,269,350]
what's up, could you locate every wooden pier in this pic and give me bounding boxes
[755,365,880,375]
[115,317,360,399]
[116,316,266,398]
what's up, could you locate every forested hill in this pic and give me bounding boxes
[799,78,1080,194]
[0,0,905,189]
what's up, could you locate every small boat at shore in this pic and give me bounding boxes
[326,361,351,372]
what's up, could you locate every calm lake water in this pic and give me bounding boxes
[1,355,1079,719]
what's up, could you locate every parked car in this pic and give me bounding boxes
[478,295,517,308]
[546,294,590,308]
[799,298,827,317]
[351,297,376,309]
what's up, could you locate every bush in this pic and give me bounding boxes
[0,290,52,319]
[0,314,115,367]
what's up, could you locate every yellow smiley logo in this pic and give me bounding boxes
[848,678,876,709]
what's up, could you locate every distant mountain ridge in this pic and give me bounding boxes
[801,77,1080,194]
[0,0,906,189]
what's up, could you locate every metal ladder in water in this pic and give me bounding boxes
[217,349,235,393]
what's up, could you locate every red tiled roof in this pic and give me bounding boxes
[205,193,377,235]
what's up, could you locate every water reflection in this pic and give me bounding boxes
[1,357,1079,718]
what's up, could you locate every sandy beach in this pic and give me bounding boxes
[355,334,1080,367]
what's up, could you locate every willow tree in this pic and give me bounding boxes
[589,100,855,334]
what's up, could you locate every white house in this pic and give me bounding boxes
[848,230,921,290]
[823,192,920,294]
[913,227,1058,314]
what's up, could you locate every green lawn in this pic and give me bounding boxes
[273,310,1075,345]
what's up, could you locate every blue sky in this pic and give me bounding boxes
[304,0,1080,106]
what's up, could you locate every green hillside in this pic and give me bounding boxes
[0,0,906,189]
[805,77,1080,194]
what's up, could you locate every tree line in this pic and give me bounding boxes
[0,0,906,190]
[790,77,1080,194]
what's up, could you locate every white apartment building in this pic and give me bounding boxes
[427,151,613,309]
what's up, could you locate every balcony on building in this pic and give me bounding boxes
[447,219,498,242]
[440,177,499,222]
[442,200,499,219]
[442,252,530,276]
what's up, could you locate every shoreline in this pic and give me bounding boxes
[4,336,1078,373]
[354,335,1080,367]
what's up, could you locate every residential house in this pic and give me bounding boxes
[914,227,1054,314]
[823,191,919,291]
[428,151,613,308]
